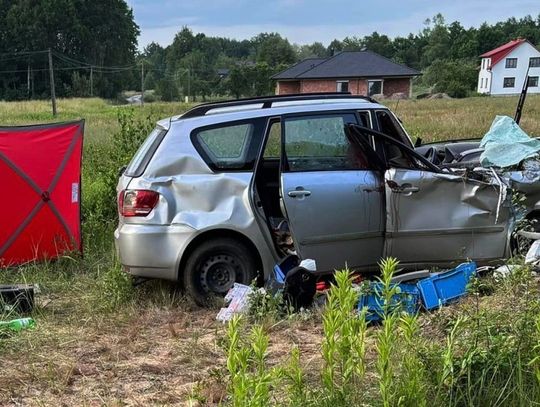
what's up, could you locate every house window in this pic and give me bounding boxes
[503,77,515,88]
[505,58,517,68]
[530,57,540,68]
[336,81,349,93]
[368,80,383,96]
[528,76,539,87]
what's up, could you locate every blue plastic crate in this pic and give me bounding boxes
[357,282,420,322]
[265,255,300,293]
[417,262,477,310]
[273,255,300,283]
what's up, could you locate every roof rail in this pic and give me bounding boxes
[181,92,377,119]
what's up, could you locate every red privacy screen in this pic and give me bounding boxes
[0,121,84,266]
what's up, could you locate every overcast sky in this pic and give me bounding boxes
[128,0,540,49]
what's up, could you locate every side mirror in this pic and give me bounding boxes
[118,165,127,177]
[414,137,423,148]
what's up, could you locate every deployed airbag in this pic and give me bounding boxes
[480,115,540,168]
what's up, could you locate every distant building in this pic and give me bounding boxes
[271,50,421,98]
[478,39,540,95]
[217,68,230,78]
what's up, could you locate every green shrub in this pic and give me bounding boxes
[224,260,540,407]
[83,108,155,227]
[99,260,134,311]
[225,316,279,407]
[320,268,368,404]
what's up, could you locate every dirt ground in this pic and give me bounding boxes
[0,304,324,406]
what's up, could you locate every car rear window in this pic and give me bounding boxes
[125,127,167,177]
[192,119,263,171]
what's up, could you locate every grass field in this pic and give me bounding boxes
[1,96,540,406]
[1,95,539,143]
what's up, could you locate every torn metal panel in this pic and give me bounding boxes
[384,168,511,265]
[505,165,540,213]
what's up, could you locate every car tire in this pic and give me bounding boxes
[182,237,258,306]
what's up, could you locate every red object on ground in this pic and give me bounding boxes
[0,121,84,266]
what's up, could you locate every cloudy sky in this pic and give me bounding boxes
[127,0,540,49]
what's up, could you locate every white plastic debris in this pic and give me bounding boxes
[525,240,540,265]
[493,264,521,279]
[216,283,253,322]
[299,258,317,271]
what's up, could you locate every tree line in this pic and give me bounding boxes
[146,14,540,100]
[0,0,139,100]
[0,1,539,101]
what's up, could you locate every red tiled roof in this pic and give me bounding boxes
[480,39,526,67]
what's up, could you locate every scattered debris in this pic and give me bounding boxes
[216,283,253,322]
[299,258,316,272]
[267,255,317,309]
[391,270,430,283]
[356,262,477,320]
[0,317,35,332]
[493,264,521,279]
[526,240,540,266]
[0,284,35,313]
[358,282,421,322]
[417,262,477,310]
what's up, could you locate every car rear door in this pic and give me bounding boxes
[279,112,384,272]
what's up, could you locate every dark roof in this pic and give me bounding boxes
[272,51,421,80]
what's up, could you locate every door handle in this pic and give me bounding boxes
[288,188,312,198]
[387,180,419,194]
[400,186,419,194]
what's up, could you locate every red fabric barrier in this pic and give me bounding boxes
[0,121,84,266]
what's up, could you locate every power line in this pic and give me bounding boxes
[52,51,138,70]
[0,50,48,57]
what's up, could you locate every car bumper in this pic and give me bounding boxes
[114,223,196,281]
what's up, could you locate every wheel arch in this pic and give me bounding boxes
[177,228,264,286]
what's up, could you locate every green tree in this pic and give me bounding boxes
[422,59,478,98]
[0,0,139,99]
[253,33,296,66]
[362,32,395,58]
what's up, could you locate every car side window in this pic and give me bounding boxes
[358,111,371,128]
[263,121,281,159]
[376,110,408,144]
[193,122,256,170]
[283,113,371,172]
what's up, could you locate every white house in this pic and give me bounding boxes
[477,39,540,95]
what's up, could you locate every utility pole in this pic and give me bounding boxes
[90,66,93,97]
[141,60,145,106]
[48,48,57,116]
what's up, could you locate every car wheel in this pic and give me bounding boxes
[182,237,258,306]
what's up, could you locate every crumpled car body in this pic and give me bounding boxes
[114,96,518,299]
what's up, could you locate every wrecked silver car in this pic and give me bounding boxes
[115,94,524,303]
[415,115,540,230]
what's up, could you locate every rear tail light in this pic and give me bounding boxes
[119,189,159,217]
